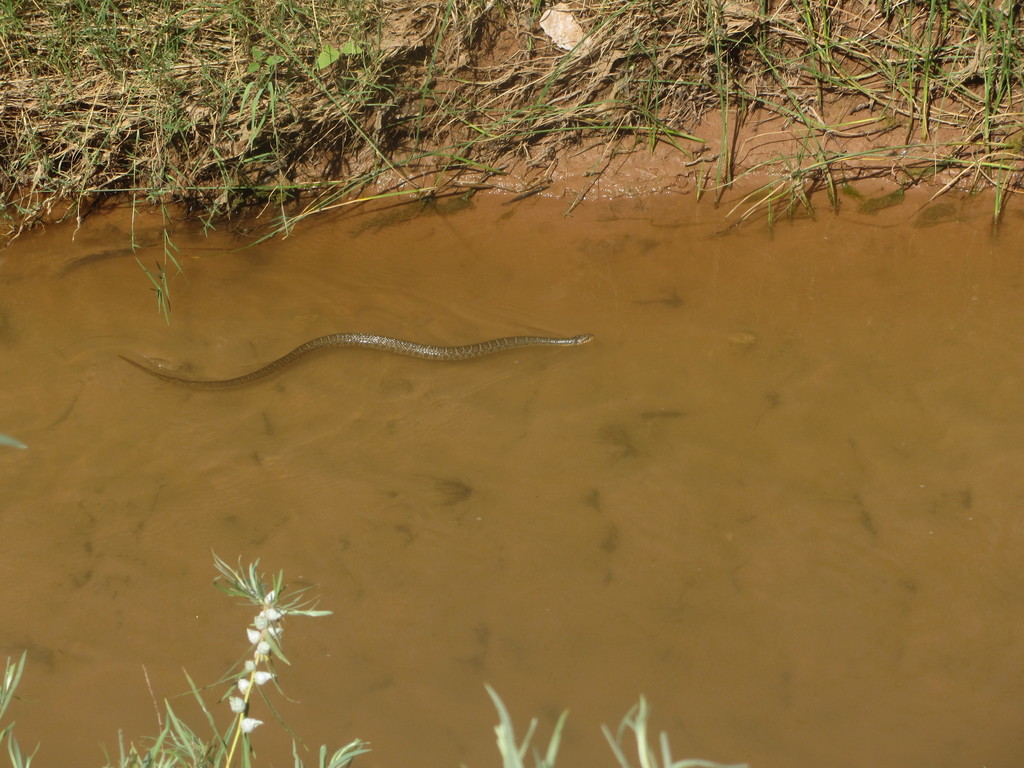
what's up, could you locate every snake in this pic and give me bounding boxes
[120,332,594,389]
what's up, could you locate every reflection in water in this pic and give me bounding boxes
[2,193,1024,768]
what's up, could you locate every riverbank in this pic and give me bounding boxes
[4,0,1023,243]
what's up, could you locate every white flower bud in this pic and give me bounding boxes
[256,641,271,656]
[241,717,263,734]
[253,671,274,686]
[237,678,250,694]
[244,660,256,672]
[263,607,282,622]
[229,696,246,713]
[263,590,276,605]
[246,628,261,645]
[253,614,268,630]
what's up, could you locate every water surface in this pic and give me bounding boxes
[2,193,1024,767]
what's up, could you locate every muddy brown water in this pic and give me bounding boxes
[3,193,1024,767]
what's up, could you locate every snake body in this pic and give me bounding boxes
[120,332,593,389]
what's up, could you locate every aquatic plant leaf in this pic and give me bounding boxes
[603,697,748,768]
[0,653,26,723]
[316,739,370,768]
[0,434,27,450]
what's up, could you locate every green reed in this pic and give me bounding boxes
[0,653,31,768]
[488,686,748,768]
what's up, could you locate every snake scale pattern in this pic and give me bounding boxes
[120,332,594,389]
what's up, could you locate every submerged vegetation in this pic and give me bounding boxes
[3,0,1024,245]
[0,558,746,768]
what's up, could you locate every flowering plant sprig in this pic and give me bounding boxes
[2,557,367,768]
[213,555,333,768]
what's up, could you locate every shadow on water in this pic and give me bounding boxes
[3,192,1024,767]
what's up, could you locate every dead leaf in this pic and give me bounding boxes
[539,4,591,53]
